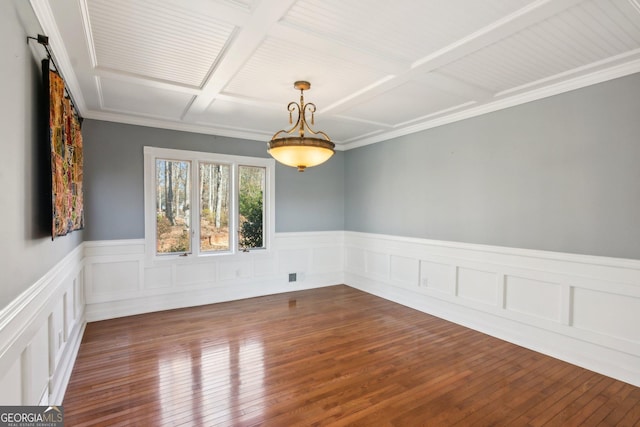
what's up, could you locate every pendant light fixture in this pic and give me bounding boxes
[268,81,335,172]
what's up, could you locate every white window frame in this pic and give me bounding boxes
[144,146,275,262]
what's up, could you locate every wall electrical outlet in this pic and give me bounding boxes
[288,273,297,282]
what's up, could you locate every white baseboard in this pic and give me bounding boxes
[344,231,640,387]
[85,273,343,322]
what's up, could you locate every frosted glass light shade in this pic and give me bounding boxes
[268,137,334,172]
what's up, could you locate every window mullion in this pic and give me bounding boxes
[231,163,238,254]
[191,159,199,257]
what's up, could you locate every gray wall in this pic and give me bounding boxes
[82,120,345,240]
[346,73,640,260]
[0,1,83,308]
[275,149,345,232]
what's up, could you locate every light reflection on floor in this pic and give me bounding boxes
[158,338,264,424]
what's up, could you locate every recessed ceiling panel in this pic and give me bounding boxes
[87,0,236,87]
[438,0,640,93]
[281,0,535,62]
[100,78,194,119]
[341,81,470,126]
[223,36,390,106]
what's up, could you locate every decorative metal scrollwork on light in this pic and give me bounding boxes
[268,81,334,172]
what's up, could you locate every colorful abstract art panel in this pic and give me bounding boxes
[49,67,84,238]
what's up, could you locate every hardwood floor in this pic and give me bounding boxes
[64,285,639,426]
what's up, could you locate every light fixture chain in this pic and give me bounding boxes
[299,90,305,137]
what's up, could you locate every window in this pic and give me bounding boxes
[199,162,230,252]
[144,147,274,259]
[238,165,266,249]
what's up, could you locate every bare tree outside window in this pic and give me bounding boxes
[199,163,230,252]
[156,159,191,254]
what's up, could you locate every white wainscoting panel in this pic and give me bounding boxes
[505,275,562,322]
[49,299,64,368]
[346,246,366,273]
[144,265,172,289]
[175,261,217,287]
[344,231,640,387]
[25,323,48,405]
[278,248,310,274]
[218,259,252,281]
[91,260,140,293]
[0,244,85,405]
[0,358,21,405]
[312,246,344,274]
[253,254,278,277]
[457,267,497,306]
[572,288,640,342]
[419,259,453,294]
[390,255,419,287]
[366,251,390,279]
[84,232,345,321]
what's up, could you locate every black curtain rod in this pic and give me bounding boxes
[27,33,82,121]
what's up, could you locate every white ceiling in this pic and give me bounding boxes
[31,0,640,150]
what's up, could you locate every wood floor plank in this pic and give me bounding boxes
[63,285,639,426]
[461,361,579,425]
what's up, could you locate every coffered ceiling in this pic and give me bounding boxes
[31,0,640,149]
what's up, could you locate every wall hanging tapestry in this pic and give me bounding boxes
[46,59,84,238]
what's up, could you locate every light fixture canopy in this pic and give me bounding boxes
[268,81,335,172]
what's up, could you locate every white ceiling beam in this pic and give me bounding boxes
[319,0,586,116]
[410,0,586,72]
[184,0,299,119]
[322,75,397,113]
[94,67,203,95]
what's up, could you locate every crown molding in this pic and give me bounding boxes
[30,0,88,115]
[342,58,640,150]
